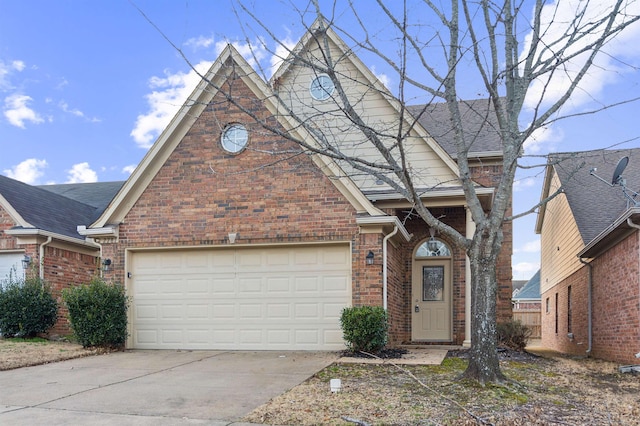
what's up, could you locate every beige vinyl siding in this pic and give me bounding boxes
[539,172,585,294]
[274,38,458,192]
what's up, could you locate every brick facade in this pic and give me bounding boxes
[542,231,640,364]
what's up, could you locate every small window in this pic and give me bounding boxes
[416,239,451,257]
[545,297,550,314]
[309,74,335,101]
[567,286,572,333]
[221,124,248,153]
[555,293,559,334]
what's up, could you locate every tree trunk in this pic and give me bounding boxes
[461,235,507,385]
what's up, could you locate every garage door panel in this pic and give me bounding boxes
[131,245,351,350]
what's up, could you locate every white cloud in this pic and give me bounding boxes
[524,124,564,154]
[513,177,538,192]
[270,37,297,77]
[0,59,25,90]
[514,239,541,254]
[130,60,213,148]
[3,158,48,184]
[185,35,215,50]
[122,164,136,175]
[59,101,84,117]
[3,94,44,128]
[370,65,391,90]
[66,162,98,183]
[522,1,640,112]
[512,261,540,279]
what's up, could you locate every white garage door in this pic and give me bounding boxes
[0,252,24,285]
[129,244,351,350]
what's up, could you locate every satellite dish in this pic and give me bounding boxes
[612,156,629,185]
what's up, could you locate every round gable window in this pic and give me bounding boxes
[221,124,248,153]
[309,74,335,101]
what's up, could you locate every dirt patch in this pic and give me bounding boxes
[244,349,640,425]
[0,337,99,370]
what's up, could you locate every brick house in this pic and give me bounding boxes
[0,177,123,334]
[78,24,511,350]
[2,24,512,349]
[536,148,640,364]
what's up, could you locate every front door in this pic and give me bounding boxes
[411,258,452,341]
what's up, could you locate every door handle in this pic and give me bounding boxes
[414,305,420,313]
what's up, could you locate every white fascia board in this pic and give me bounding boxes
[368,187,495,201]
[5,228,100,248]
[0,194,32,227]
[356,216,412,241]
[77,225,118,238]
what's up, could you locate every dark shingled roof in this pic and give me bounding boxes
[407,98,503,157]
[551,148,640,245]
[0,176,124,240]
[37,181,124,220]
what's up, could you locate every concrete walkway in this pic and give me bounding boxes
[0,350,338,425]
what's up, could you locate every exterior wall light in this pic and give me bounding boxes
[102,258,112,272]
[366,251,374,265]
[427,227,439,252]
[21,254,32,269]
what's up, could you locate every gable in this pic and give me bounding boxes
[120,72,360,244]
[270,23,461,196]
[93,45,382,230]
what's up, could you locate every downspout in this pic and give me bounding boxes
[39,236,53,280]
[579,257,593,357]
[382,225,399,311]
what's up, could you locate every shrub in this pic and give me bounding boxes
[0,276,58,337]
[62,278,128,348]
[340,306,388,353]
[497,319,532,351]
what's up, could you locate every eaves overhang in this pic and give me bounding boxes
[356,215,412,242]
[578,207,640,259]
[5,227,100,249]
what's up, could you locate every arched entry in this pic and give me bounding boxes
[411,238,452,341]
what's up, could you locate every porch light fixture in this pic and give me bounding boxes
[102,258,112,272]
[21,254,31,269]
[427,227,439,252]
[366,251,375,265]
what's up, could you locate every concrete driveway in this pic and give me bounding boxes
[0,350,338,425]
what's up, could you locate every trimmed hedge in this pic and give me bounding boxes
[340,306,388,353]
[0,276,58,337]
[63,278,128,348]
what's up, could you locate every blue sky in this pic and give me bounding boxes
[1,1,639,280]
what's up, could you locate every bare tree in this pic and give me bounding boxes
[136,0,640,384]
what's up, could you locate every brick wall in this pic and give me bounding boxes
[41,246,100,335]
[542,231,640,364]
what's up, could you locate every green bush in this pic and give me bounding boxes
[0,276,58,337]
[340,306,388,353]
[497,319,532,351]
[62,278,128,348]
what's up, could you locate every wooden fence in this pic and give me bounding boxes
[513,309,541,339]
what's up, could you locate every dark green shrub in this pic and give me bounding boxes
[0,276,58,337]
[340,306,388,353]
[62,278,128,348]
[497,319,532,351]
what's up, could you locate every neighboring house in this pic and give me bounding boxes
[512,270,541,338]
[0,177,124,334]
[536,148,640,364]
[78,23,511,351]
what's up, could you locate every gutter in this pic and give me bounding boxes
[382,225,399,311]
